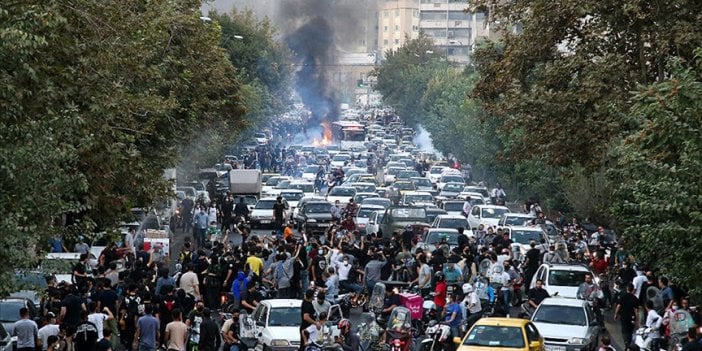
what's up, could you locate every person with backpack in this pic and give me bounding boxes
[204,254,223,310]
[186,301,206,351]
[179,242,194,266]
[120,284,144,351]
[157,285,180,347]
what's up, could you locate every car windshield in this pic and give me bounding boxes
[412,179,432,187]
[510,229,543,244]
[354,184,376,193]
[443,184,463,192]
[430,167,444,174]
[255,201,276,209]
[426,232,459,246]
[481,208,509,219]
[463,325,525,348]
[332,155,350,161]
[362,198,391,208]
[329,188,356,196]
[274,180,291,189]
[533,305,587,326]
[398,171,419,178]
[305,203,331,214]
[234,196,258,206]
[405,194,433,203]
[0,301,24,322]
[394,182,415,190]
[441,176,464,183]
[387,168,402,176]
[356,207,379,218]
[548,270,590,287]
[443,202,463,211]
[437,219,469,229]
[290,184,314,193]
[266,177,284,186]
[281,192,303,201]
[304,166,319,173]
[355,194,378,203]
[268,307,300,327]
[505,216,533,226]
[391,208,426,219]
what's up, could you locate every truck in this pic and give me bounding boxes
[229,169,262,199]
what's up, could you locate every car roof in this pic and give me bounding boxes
[475,205,510,210]
[428,228,459,233]
[504,213,535,218]
[403,191,432,196]
[258,197,279,201]
[473,317,530,327]
[262,299,302,308]
[359,204,385,209]
[280,189,303,193]
[538,297,588,307]
[509,225,544,232]
[435,214,468,220]
[306,200,331,205]
[543,263,591,272]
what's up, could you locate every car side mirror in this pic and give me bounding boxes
[529,341,541,349]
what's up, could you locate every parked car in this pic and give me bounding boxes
[531,297,600,351]
[498,213,536,227]
[431,214,471,232]
[0,297,39,337]
[379,206,429,238]
[354,204,385,233]
[326,187,357,205]
[416,228,460,254]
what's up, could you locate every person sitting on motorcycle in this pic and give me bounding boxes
[340,214,356,232]
[443,257,463,284]
[462,283,483,331]
[302,311,328,349]
[577,273,603,301]
[443,292,462,338]
[233,197,250,220]
[433,272,448,315]
[343,199,358,217]
[335,319,359,351]
[382,285,401,322]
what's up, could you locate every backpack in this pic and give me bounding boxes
[206,262,223,287]
[179,250,193,265]
[163,297,176,312]
[124,295,143,324]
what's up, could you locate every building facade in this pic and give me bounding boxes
[378,0,421,58]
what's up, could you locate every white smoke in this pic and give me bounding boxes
[413,125,439,156]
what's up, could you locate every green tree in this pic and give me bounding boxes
[0,0,244,293]
[610,50,702,297]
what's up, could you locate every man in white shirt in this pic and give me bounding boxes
[632,271,648,298]
[645,300,663,351]
[462,197,472,217]
[37,313,60,351]
[87,302,114,340]
[303,312,328,346]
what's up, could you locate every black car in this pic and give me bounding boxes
[294,201,334,234]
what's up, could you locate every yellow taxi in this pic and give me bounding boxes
[458,318,544,351]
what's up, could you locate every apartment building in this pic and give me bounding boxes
[378,0,421,59]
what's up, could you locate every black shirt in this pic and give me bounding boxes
[525,248,541,269]
[97,338,112,351]
[527,288,550,306]
[240,289,260,314]
[273,203,286,221]
[617,293,640,322]
[682,340,702,351]
[199,318,221,351]
[300,300,316,330]
[97,289,119,315]
[74,321,98,351]
[61,294,83,326]
[383,293,401,310]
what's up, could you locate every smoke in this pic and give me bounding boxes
[413,125,439,155]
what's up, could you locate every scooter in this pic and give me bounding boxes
[420,321,459,351]
[633,327,665,351]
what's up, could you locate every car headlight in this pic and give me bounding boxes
[568,337,586,345]
[271,339,290,346]
[307,219,317,223]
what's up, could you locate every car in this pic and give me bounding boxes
[354,204,385,232]
[294,201,334,234]
[437,174,465,190]
[254,132,268,144]
[529,263,595,299]
[291,196,327,220]
[301,165,321,182]
[331,154,351,167]
[400,191,434,206]
[499,213,537,227]
[531,297,600,351]
[505,226,550,262]
[176,186,197,198]
[416,228,459,253]
[410,177,434,191]
[349,182,377,193]
[431,214,472,232]
[467,205,511,230]
[0,322,11,351]
[240,299,345,351]
[379,206,429,238]
[384,167,404,185]
[438,182,465,198]
[428,166,446,183]
[0,297,39,337]
[10,271,50,308]
[439,200,466,216]
[261,173,281,184]
[388,180,417,199]
[326,186,357,205]
[262,176,291,196]
[343,173,374,184]
[279,189,304,210]
[463,185,491,201]
[353,192,379,204]
[396,169,420,181]
[456,192,487,205]
[364,210,385,235]
[459,317,544,351]
[361,197,392,209]
[250,197,288,229]
[233,195,258,212]
[288,181,315,198]
[425,207,448,224]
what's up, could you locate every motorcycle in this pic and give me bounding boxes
[420,321,459,351]
[306,321,342,351]
[667,309,694,351]
[358,283,386,351]
[386,307,414,351]
[633,327,665,351]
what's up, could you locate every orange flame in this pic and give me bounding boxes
[312,121,332,146]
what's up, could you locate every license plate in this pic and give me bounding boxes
[317,223,329,227]
[545,346,566,351]
[260,220,270,224]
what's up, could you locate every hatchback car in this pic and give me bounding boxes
[467,205,511,229]
[531,297,600,351]
[529,263,595,299]
[459,317,544,351]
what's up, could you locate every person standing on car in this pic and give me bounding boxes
[13,307,38,351]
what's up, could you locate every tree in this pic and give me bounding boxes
[0,0,244,294]
[610,50,702,297]
[472,0,702,169]
[373,34,447,127]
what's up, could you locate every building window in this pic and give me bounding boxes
[384,39,389,45]
[395,25,400,31]
[384,26,388,32]
[412,25,419,31]
[394,39,400,44]
[395,9,400,16]
[384,11,389,17]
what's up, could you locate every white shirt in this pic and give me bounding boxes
[462,201,472,215]
[633,274,647,297]
[500,272,511,291]
[38,323,60,351]
[88,313,108,339]
[337,262,352,281]
[646,309,663,338]
[208,207,218,224]
[305,325,323,345]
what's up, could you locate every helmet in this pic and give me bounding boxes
[435,271,445,282]
[462,283,474,294]
[338,319,351,330]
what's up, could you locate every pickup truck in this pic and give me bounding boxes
[378,206,430,239]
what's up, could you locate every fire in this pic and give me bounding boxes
[312,136,331,146]
[312,121,333,146]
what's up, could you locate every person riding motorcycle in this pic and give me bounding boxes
[577,273,605,323]
[233,197,250,221]
[335,319,359,351]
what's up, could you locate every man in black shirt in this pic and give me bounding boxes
[524,242,541,292]
[74,310,98,351]
[198,308,221,351]
[381,285,401,321]
[614,283,640,348]
[527,279,550,309]
[60,286,85,327]
[273,197,286,232]
[300,290,317,351]
[240,281,260,314]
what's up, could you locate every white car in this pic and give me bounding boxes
[439,200,465,216]
[262,176,291,196]
[288,181,315,198]
[266,179,292,197]
[436,174,465,191]
[326,186,357,205]
[291,196,327,220]
[279,189,304,210]
[530,263,595,299]
[384,167,404,186]
[355,204,385,233]
[467,205,511,229]
[498,213,536,227]
[531,297,601,351]
[401,191,434,206]
[427,166,446,183]
[301,165,321,182]
[410,177,434,191]
[250,197,288,228]
[254,132,268,145]
[330,154,351,168]
[365,210,385,235]
[430,214,472,233]
[456,191,487,205]
[505,225,550,262]
[353,192,379,204]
